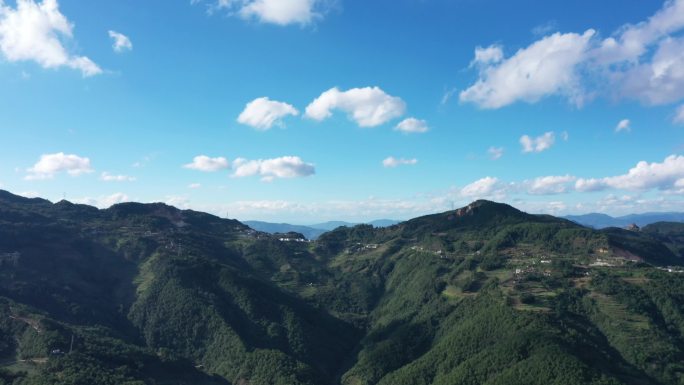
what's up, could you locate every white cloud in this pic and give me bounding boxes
[188,183,201,189]
[674,104,684,124]
[441,87,457,105]
[520,132,555,153]
[164,195,190,209]
[615,119,631,133]
[593,0,684,65]
[460,177,507,199]
[108,30,132,53]
[487,146,504,160]
[574,178,606,193]
[183,155,230,172]
[207,0,324,26]
[575,155,684,192]
[17,190,39,198]
[471,45,503,66]
[532,20,558,36]
[305,87,406,127]
[232,156,315,182]
[561,130,569,141]
[0,0,101,76]
[239,0,319,25]
[237,97,299,130]
[218,196,445,223]
[73,193,129,208]
[525,175,576,195]
[565,194,684,216]
[100,172,136,182]
[25,152,93,180]
[513,199,569,216]
[147,183,684,223]
[461,0,684,109]
[394,118,429,134]
[460,30,595,109]
[382,157,418,168]
[616,36,684,105]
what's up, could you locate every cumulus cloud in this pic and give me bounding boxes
[525,175,576,195]
[460,31,595,109]
[675,104,684,124]
[487,146,504,160]
[204,193,679,223]
[164,195,190,209]
[575,155,684,192]
[471,45,503,67]
[183,155,230,172]
[615,119,631,133]
[218,196,447,223]
[520,132,555,153]
[574,178,606,193]
[73,193,129,208]
[16,190,39,198]
[0,0,101,76]
[237,97,299,130]
[616,36,684,105]
[100,172,136,182]
[25,152,93,180]
[460,177,507,199]
[382,157,418,168]
[594,0,684,65]
[460,0,684,108]
[232,156,315,182]
[394,118,429,133]
[188,183,201,189]
[305,87,406,127]
[108,30,132,53]
[205,0,324,26]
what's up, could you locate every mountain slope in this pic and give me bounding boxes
[0,192,358,385]
[243,221,327,240]
[565,212,684,229]
[2,192,684,385]
[244,220,400,240]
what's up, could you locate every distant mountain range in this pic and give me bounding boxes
[243,219,400,239]
[248,213,684,238]
[564,212,684,229]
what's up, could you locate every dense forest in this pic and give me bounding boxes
[1,190,684,384]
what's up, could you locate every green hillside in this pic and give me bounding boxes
[1,191,684,384]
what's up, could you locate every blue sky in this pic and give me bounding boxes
[1,0,684,223]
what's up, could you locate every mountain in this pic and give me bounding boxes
[243,221,327,240]
[2,191,684,385]
[565,212,684,229]
[245,219,400,240]
[308,221,357,231]
[368,219,400,227]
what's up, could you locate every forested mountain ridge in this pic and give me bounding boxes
[2,190,684,384]
[243,219,399,240]
[564,212,684,229]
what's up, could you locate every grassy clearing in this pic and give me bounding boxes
[441,285,476,300]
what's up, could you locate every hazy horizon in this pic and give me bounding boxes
[3,187,684,225]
